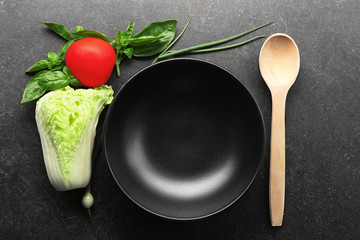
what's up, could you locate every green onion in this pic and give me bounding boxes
[153,17,192,63]
[157,21,273,60]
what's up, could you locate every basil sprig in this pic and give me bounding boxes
[111,20,177,77]
[21,67,80,103]
[128,20,177,57]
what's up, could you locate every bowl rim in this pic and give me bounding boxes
[103,57,266,220]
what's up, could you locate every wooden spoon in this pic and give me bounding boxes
[259,33,300,226]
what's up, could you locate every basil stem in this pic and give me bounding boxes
[158,21,273,60]
[153,17,192,64]
[115,49,125,77]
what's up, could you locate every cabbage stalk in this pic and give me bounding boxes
[35,85,113,191]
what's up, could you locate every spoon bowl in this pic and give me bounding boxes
[260,33,300,89]
[259,33,300,227]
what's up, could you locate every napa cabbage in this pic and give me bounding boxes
[35,85,113,191]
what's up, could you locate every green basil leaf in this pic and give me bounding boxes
[42,22,72,41]
[38,71,69,90]
[47,40,74,70]
[114,31,121,45]
[72,26,84,40]
[67,76,81,87]
[73,26,84,33]
[21,71,47,103]
[47,52,58,62]
[63,66,81,87]
[122,48,133,59]
[50,64,64,71]
[25,59,50,73]
[62,66,72,76]
[48,52,62,69]
[58,40,75,60]
[128,35,161,44]
[133,20,177,39]
[129,20,177,57]
[72,30,110,43]
[128,36,168,57]
[113,22,135,47]
[123,21,135,39]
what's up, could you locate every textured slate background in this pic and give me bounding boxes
[1,0,360,239]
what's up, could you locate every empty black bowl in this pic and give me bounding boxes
[104,58,265,220]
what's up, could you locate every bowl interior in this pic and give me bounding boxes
[104,59,265,220]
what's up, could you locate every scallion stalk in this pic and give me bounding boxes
[157,21,273,60]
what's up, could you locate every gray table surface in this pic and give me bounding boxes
[1,0,360,239]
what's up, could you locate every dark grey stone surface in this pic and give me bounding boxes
[1,0,360,239]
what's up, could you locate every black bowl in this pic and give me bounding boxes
[103,58,265,220]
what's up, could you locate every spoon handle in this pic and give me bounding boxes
[269,90,287,227]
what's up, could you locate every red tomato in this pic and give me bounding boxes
[65,38,116,87]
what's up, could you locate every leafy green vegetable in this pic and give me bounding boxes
[25,60,50,73]
[111,22,136,77]
[38,71,69,90]
[119,21,135,41]
[21,71,47,103]
[63,66,81,87]
[50,64,64,71]
[23,67,82,103]
[58,40,74,59]
[72,30,110,43]
[35,85,114,191]
[72,26,84,38]
[111,20,177,77]
[122,47,133,59]
[129,20,177,57]
[47,52,57,61]
[37,67,83,91]
[23,39,82,103]
[42,22,72,41]
[47,52,61,69]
